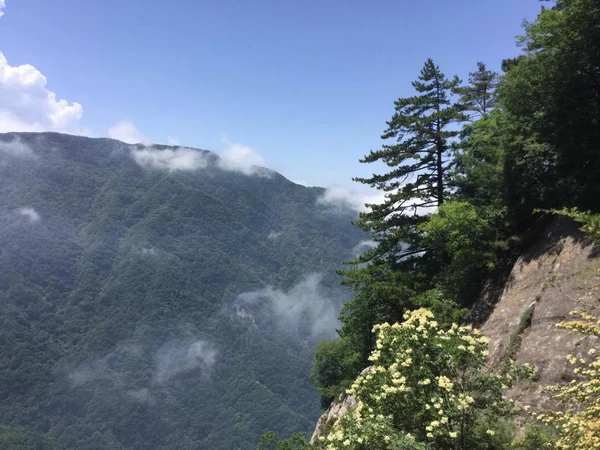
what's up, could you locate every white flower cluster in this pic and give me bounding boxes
[320,308,511,449]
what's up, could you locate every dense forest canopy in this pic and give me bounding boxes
[0,132,367,449]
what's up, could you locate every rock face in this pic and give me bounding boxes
[310,392,357,443]
[310,218,600,439]
[481,217,600,409]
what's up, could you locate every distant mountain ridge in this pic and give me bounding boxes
[0,132,366,449]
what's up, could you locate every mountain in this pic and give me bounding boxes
[0,132,366,450]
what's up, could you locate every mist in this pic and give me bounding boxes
[153,339,217,384]
[0,138,36,159]
[129,141,274,177]
[352,239,377,257]
[218,141,269,176]
[17,207,40,223]
[69,338,217,392]
[68,343,143,388]
[131,146,209,171]
[316,186,384,214]
[237,273,339,339]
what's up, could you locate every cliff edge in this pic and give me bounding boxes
[481,217,599,409]
[311,218,600,440]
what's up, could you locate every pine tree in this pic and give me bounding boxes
[453,63,502,206]
[459,62,498,118]
[331,60,464,371]
[353,59,465,264]
[314,61,466,404]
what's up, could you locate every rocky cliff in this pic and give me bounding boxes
[481,217,599,409]
[310,217,600,440]
[310,392,357,443]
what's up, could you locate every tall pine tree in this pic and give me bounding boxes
[333,60,465,371]
[459,62,498,118]
[354,58,465,264]
[453,62,502,205]
[314,61,466,405]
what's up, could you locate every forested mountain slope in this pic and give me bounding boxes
[0,132,366,450]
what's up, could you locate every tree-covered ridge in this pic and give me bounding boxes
[0,132,367,449]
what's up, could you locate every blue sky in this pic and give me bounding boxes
[0,0,543,190]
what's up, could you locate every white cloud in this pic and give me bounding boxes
[167,136,179,146]
[0,138,36,158]
[68,338,216,391]
[108,121,150,145]
[18,207,40,222]
[352,239,377,257]
[131,244,158,256]
[238,274,339,338]
[317,186,385,213]
[218,139,268,176]
[0,1,5,18]
[153,340,217,384]
[267,231,282,240]
[131,136,272,176]
[317,186,437,218]
[131,146,209,171]
[68,343,144,389]
[127,388,153,404]
[0,52,84,134]
[291,179,310,187]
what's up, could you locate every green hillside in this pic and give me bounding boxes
[0,132,366,450]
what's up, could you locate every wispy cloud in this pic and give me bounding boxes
[130,139,273,177]
[131,146,209,171]
[237,274,339,338]
[18,207,40,222]
[69,343,143,388]
[317,186,385,213]
[130,244,158,256]
[108,121,150,145]
[0,0,6,18]
[0,52,85,134]
[153,340,217,384]
[352,239,377,257]
[69,338,217,392]
[291,179,310,187]
[167,136,180,146]
[140,247,157,256]
[127,388,153,404]
[218,138,269,176]
[318,186,436,217]
[267,231,282,240]
[0,138,36,159]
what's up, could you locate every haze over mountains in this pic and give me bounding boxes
[0,132,366,449]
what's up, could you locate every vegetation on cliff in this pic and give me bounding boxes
[267,0,600,448]
[312,0,600,408]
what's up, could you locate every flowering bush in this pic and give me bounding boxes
[529,308,600,449]
[316,309,524,449]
